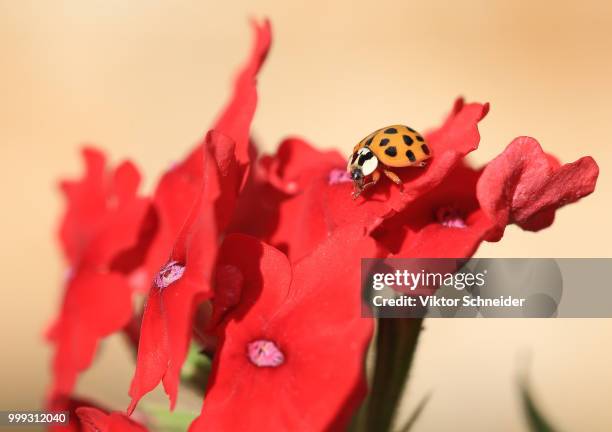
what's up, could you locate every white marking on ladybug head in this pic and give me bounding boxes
[360,150,378,176]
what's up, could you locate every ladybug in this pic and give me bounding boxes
[347,125,431,198]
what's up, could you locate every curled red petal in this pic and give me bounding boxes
[477,136,599,239]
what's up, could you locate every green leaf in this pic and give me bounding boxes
[519,378,559,432]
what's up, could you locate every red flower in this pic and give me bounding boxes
[128,20,271,413]
[47,149,150,399]
[189,227,380,431]
[232,99,488,262]
[77,407,147,432]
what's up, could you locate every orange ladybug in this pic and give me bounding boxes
[347,125,431,198]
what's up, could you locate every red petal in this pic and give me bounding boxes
[181,20,271,187]
[477,136,599,239]
[126,289,168,414]
[208,236,266,329]
[263,137,346,194]
[397,210,494,258]
[215,233,293,325]
[49,270,132,399]
[58,148,108,265]
[207,131,240,230]
[214,20,271,169]
[226,161,288,247]
[77,407,148,432]
[47,395,106,432]
[76,407,108,431]
[111,161,141,203]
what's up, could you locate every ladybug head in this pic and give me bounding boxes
[347,147,378,199]
[350,169,364,182]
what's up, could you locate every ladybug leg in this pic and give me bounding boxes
[370,170,381,184]
[352,170,381,199]
[363,170,381,190]
[382,169,402,186]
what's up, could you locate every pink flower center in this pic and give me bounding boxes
[436,206,467,228]
[328,168,352,185]
[154,261,185,289]
[247,340,285,368]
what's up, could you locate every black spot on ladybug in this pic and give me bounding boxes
[384,146,398,157]
[379,138,390,146]
[416,135,424,142]
[402,135,413,146]
[384,128,398,134]
[407,126,416,133]
[421,144,430,155]
[365,137,374,146]
[358,151,375,165]
[406,150,416,162]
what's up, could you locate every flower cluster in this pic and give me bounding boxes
[46,20,598,432]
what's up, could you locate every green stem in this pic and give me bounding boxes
[363,318,424,432]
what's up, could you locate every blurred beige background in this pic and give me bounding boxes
[1,1,611,431]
